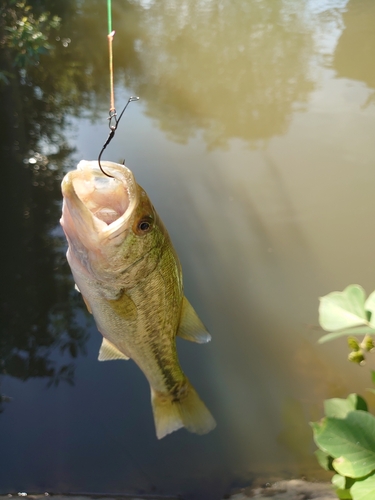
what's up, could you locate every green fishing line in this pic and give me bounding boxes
[107,0,112,34]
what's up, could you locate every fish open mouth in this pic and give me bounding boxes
[61,160,138,241]
[72,171,129,225]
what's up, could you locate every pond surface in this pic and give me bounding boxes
[1,0,375,499]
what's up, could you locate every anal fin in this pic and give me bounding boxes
[98,337,130,361]
[177,296,211,343]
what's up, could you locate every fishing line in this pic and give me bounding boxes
[100,17,153,488]
[107,0,115,115]
[98,0,139,178]
[107,0,112,35]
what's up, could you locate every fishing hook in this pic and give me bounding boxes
[98,96,139,178]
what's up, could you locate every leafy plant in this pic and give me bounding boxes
[312,285,375,499]
[311,393,375,499]
[319,285,375,363]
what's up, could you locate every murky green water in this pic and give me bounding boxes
[1,0,375,498]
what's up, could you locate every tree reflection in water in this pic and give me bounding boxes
[0,0,143,410]
[0,0,359,496]
[0,0,106,407]
[333,0,375,106]
[0,0,322,413]
[132,0,316,148]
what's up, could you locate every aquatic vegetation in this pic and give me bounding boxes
[313,285,375,499]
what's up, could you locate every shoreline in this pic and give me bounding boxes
[0,479,337,500]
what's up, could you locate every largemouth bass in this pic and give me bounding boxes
[60,160,216,439]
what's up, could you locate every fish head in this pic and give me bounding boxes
[60,160,165,282]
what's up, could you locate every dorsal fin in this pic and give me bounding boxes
[177,296,211,343]
[98,337,130,361]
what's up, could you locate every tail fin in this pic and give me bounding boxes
[151,379,216,439]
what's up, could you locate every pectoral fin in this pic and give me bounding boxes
[177,296,211,343]
[98,338,130,361]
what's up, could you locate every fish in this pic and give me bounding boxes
[60,160,216,439]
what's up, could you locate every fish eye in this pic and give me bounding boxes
[137,218,153,233]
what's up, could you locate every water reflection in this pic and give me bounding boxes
[2,0,375,498]
[0,1,99,404]
[333,0,375,106]
[133,0,316,148]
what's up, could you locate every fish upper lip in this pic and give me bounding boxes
[61,160,138,242]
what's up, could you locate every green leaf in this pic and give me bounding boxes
[312,411,375,478]
[332,474,347,489]
[319,285,368,331]
[350,473,375,500]
[337,489,353,500]
[310,420,323,434]
[347,394,368,412]
[332,474,355,499]
[365,292,375,328]
[371,371,375,386]
[324,394,368,419]
[324,398,354,419]
[318,327,375,344]
[315,449,334,471]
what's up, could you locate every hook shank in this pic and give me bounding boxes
[98,96,140,178]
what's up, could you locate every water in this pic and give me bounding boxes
[1,0,375,498]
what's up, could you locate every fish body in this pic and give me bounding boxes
[60,160,216,439]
